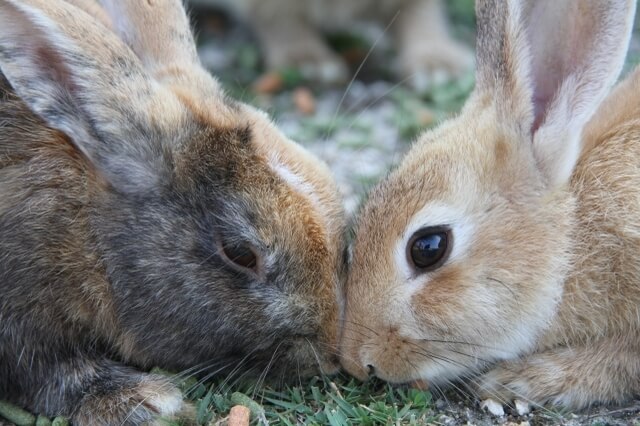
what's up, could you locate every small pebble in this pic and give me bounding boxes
[293,87,316,115]
[229,392,264,419]
[514,399,531,416]
[437,414,456,426]
[227,405,250,426]
[253,72,283,94]
[480,398,504,416]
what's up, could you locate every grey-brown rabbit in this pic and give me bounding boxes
[0,0,346,424]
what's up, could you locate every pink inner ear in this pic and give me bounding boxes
[526,6,561,134]
[525,1,593,135]
[526,19,564,133]
[531,95,547,133]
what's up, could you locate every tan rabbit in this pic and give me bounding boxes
[0,0,346,424]
[340,0,640,412]
[192,0,473,87]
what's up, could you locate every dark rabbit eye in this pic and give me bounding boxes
[221,243,258,271]
[407,227,452,271]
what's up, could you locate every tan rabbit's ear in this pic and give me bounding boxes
[0,0,183,193]
[99,0,216,91]
[474,0,636,187]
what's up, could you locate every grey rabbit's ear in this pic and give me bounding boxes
[474,0,636,188]
[0,0,187,193]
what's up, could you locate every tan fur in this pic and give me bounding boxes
[63,0,111,27]
[340,0,639,411]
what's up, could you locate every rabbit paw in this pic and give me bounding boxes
[399,39,474,92]
[475,342,640,415]
[475,354,589,415]
[74,373,186,426]
[475,359,568,414]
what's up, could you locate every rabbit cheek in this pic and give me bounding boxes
[294,272,342,375]
[314,298,341,373]
[367,268,471,383]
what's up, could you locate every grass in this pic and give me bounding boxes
[160,374,437,426]
[0,375,438,426]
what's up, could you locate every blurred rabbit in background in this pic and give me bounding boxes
[190,0,474,89]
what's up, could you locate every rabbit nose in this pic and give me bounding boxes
[366,364,376,378]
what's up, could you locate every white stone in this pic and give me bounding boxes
[480,398,505,416]
[514,399,531,416]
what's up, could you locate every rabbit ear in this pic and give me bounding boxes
[0,0,184,193]
[99,0,216,91]
[64,0,113,29]
[474,0,636,187]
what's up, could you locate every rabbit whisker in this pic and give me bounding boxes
[324,8,402,139]
[252,340,285,397]
[486,277,516,297]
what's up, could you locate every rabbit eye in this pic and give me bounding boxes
[221,243,258,271]
[407,227,452,271]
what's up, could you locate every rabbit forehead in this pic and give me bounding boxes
[244,105,345,246]
[354,116,496,251]
[358,109,539,242]
[176,117,344,285]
